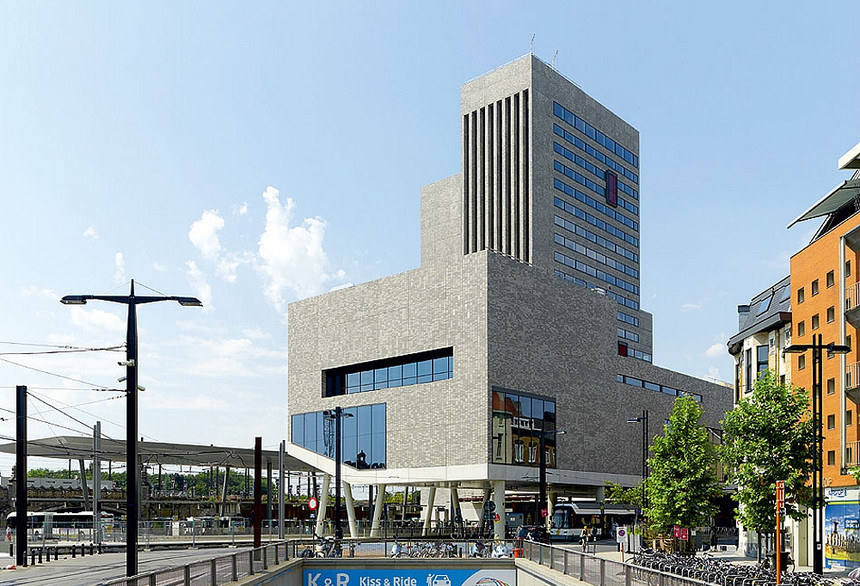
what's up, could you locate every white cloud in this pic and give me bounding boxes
[681,302,702,311]
[216,251,253,283]
[83,227,98,239]
[69,306,125,333]
[152,262,168,273]
[184,187,345,315]
[20,286,59,300]
[707,366,722,381]
[185,260,214,312]
[144,393,233,411]
[704,342,725,358]
[188,210,225,259]
[180,334,283,378]
[257,186,345,313]
[114,253,126,284]
[242,327,270,340]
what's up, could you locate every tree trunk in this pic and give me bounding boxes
[757,532,762,562]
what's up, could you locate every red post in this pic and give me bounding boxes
[776,480,785,584]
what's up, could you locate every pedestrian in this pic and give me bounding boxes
[581,525,590,551]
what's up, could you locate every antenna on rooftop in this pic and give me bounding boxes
[552,50,558,69]
[530,34,535,54]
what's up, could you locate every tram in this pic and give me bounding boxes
[6,511,114,538]
[549,503,636,541]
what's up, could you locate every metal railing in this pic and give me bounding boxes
[846,362,860,391]
[522,541,711,586]
[847,283,860,311]
[847,441,860,467]
[102,540,291,586]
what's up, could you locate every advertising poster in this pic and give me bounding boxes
[304,568,517,586]
[825,487,860,568]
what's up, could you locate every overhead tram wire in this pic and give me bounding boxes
[0,356,117,389]
[0,345,125,356]
[27,392,122,443]
[0,386,118,392]
[27,390,126,428]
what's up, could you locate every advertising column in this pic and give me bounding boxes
[825,486,860,568]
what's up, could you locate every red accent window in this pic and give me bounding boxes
[606,171,618,207]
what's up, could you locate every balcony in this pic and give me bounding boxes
[848,362,860,403]
[847,441,860,468]
[846,283,860,329]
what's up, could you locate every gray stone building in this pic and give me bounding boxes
[287,54,732,540]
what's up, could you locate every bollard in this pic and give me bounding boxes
[8,543,11,557]
[71,545,76,558]
[81,544,85,557]
[98,542,102,555]
[38,548,42,564]
[30,549,35,566]
[89,543,94,556]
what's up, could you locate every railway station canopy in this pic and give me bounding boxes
[0,436,316,471]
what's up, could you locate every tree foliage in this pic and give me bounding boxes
[646,395,721,530]
[721,370,814,533]
[605,481,645,509]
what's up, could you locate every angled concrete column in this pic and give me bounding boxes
[451,487,461,534]
[344,481,358,538]
[78,459,89,505]
[492,480,506,540]
[315,473,331,537]
[370,484,386,538]
[422,487,437,536]
[547,492,557,530]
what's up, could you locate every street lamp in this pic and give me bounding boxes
[61,280,201,578]
[784,334,850,574]
[535,428,565,528]
[323,407,353,540]
[626,410,649,510]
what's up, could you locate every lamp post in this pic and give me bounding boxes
[626,410,649,511]
[784,334,850,574]
[324,407,353,540]
[535,428,565,528]
[61,280,201,578]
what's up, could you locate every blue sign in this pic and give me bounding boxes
[304,568,516,586]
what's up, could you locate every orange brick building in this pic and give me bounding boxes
[787,140,860,567]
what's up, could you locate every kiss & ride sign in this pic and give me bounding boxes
[304,568,516,586]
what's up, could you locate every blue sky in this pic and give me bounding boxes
[1,2,858,475]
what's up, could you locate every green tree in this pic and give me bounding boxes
[605,481,645,509]
[721,371,814,550]
[646,395,721,532]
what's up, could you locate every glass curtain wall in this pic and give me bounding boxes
[492,389,556,467]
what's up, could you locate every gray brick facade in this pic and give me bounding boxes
[287,54,732,506]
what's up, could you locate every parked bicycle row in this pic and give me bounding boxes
[631,547,842,586]
[296,535,516,559]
